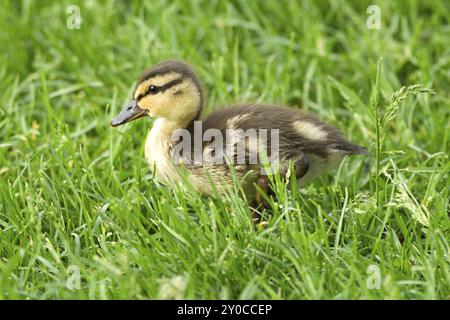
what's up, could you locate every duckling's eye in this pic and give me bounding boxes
[148,85,159,94]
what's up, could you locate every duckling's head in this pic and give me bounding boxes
[111,60,203,127]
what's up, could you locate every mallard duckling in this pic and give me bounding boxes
[111,60,366,208]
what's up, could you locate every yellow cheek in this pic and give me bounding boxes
[139,95,168,117]
[138,96,152,110]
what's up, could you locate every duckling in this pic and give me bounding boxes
[111,60,366,209]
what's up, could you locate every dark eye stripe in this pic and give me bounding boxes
[137,78,184,101]
[160,78,184,92]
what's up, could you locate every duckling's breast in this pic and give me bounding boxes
[145,121,179,185]
[145,137,261,201]
[145,119,258,198]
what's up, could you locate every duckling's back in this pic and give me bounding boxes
[201,104,366,159]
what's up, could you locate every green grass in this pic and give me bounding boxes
[0,0,449,299]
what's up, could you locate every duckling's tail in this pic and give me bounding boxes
[334,141,368,155]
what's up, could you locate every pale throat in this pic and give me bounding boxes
[145,117,191,154]
[151,114,195,136]
[144,116,192,184]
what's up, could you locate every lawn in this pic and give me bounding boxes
[0,0,449,299]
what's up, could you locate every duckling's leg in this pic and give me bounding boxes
[256,153,309,200]
[273,153,310,184]
[253,175,270,205]
[292,153,310,179]
[253,153,310,209]
[248,174,269,224]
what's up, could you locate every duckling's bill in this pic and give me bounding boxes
[110,100,147,127]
